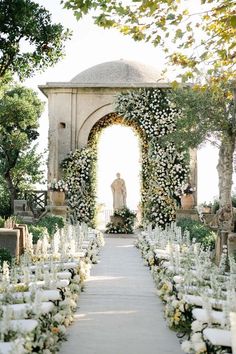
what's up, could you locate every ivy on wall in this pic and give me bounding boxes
[62,88,189,228]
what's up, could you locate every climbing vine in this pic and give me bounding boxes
[62,88,189,228]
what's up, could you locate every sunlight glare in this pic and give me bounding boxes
[97,125,141,211]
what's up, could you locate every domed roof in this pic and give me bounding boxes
[70,59,164,85]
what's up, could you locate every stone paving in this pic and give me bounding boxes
[59,237,183,354]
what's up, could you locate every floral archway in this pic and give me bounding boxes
[62,88,189,228]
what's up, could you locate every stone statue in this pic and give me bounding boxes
[111,173,127,210]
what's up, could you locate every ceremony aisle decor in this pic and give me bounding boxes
[135,224,235,354]
[62,88,190,228]
[0,222,105,353]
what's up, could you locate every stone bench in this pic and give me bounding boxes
[0,228,20,258]
[0,223,28,258]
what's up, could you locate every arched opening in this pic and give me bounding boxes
[96,124,141,228]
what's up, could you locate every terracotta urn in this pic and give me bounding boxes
[49,191,65,206]
[180,194,194,210]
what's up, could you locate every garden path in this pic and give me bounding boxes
[59,236,183,354]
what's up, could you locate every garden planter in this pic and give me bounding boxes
[181,194,194,210]
[49,191,65,206]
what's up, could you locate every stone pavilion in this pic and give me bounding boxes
[39,59,197,202]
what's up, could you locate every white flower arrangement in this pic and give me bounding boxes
[61,88,189,229]
[48,178,68,192]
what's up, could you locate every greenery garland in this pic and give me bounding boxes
[61,147,97,226]
[62,88,189,228]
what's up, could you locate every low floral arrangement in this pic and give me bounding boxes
[48,179,68,192]
[105,207,136,234]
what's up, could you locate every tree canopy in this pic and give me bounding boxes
[167,82,235,210]
[62,0,235,80]
[0,84,45,212]
[0,0,71,80]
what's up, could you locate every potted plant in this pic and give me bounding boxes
[48,179,68,206]
[180,183,195,210]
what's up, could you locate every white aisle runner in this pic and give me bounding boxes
[59,237,183,354]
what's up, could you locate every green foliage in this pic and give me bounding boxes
[28,224,47,244]
[105,207,136,234]
[0,217,5,227]
[0,177,11,218]
[167,83,236,211]
[176,218,216,250]
[62,0,235,80]
[0,0,71,80]
[0,84,45,212]
[166,84,233,149]
[0,248,12,266]
[37,215,65,237]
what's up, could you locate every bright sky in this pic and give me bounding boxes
[23,0,235,207]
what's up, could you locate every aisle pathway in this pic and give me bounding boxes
[59,237,183,354]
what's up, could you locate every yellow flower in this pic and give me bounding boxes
[51,327,60,334]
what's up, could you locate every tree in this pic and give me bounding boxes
[62,0,235,80]
[0,85,45,213]
[0,0,71,80]
[166,82,235,257]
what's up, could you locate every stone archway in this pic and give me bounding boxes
[62,85,191,229]
[77,103,114,147]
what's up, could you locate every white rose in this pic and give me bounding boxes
[43,350,52,354]
[191,333,202,343]
[193,340,206,352]
[181,340,192,353]
[54,313,64,323]
[58,325,66,334]
[64,318,70,327]
[191,320,203,333]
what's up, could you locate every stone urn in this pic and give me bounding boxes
[180,194,194,210]
[49,191,65,206]
[202,206,212,213]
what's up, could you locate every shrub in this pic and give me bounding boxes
[28,224,48,244]
[0,181,11,218]
[176,218,216,250]
[0,217,5,228]
[0,248,12,266]
[37,215,65,237]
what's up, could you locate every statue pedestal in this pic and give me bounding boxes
[110,215,125,226]
[176,209,199,222]
[46,206,68,218]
